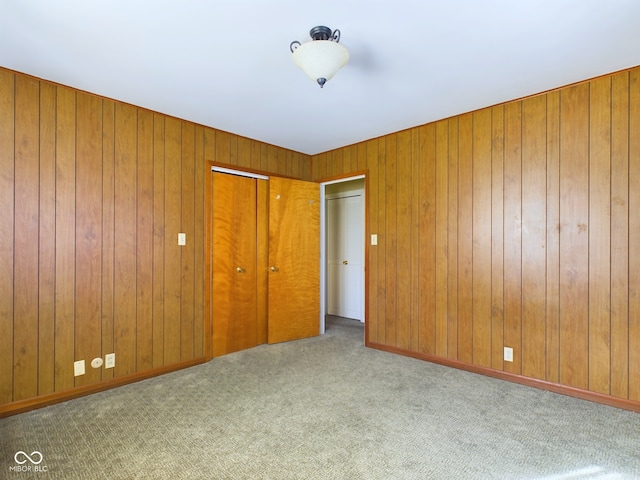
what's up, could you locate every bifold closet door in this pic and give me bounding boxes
[267,177,320,344]
[211,172,261,357]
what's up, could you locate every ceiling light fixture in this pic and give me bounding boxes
[290,26,349,88]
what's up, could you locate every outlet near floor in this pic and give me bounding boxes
[504,347,514,362]
[105,353,115,369]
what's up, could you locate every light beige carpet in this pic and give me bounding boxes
[1,316,639,479]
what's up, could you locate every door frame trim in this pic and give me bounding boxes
[211,165,269,180]
[319,173,367,337]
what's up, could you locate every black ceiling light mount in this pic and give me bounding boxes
[289,25,349,88]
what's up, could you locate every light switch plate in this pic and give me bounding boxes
[371,234,378,246]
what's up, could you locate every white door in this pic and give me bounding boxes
[327,193,364,321]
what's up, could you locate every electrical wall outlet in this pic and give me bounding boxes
[73,360,85,376]
[178,233,186,246]
[105,353,115,369]
[504,347,514,362]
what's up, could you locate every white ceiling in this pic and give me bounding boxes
[1,1,639,155]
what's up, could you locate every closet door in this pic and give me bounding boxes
[211,172,258,357]
[327,193,364,320]
[267,177,320,343]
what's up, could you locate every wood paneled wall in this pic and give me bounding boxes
[0,67,311,411]
[2,63,638,413]
[312,66,640,409]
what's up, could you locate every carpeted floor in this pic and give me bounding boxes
[1,316,639,479]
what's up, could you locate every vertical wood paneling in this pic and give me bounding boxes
[629,68,640,401]
[396,131,412,350]
[291,151,302,179]
[310,153,320,180]
[418,124,435,355]
[276,146,286,175]
[193,126,205,358]
[229,133,238,166]
[114,103,138,377]
[503,102,522,373]
[434,121,448,357]
[260,144,269,172]
[284,151,293,177]
[447,118,459,359]
[294,151,303,179]
[237,136,251,169]
[521,95,547,380]
[472,109,492,367]
[294,153,304,179]
[367,139,380,343]
[54,85,77,393]
[136,109,154,371]
[204,128,216,164]
[490,106,505,369]
[215,130,230,164]
[180,123,196,360]
[38,82,56,395]
[1,68,313,412]
[13,75,40,400]
[0,70,14,404]
[300,152,312,181]
[357,143,367,172]
[310,66,640,410]
[280,147,290,175]
[410,129,422,352]
[457,114,473,363]
[384,135,398,346]
[589,77,612,394]
[559,84,590,390]
[545,91,561,384]
[610,72,629,399]
[342,147,351,173]
[377,138,387,343]
[164,117,182,365]
[152,114,166,368]
[102,100,116,380]
[328,150,340,178]
[350,144,359,172]
[267,145,278,174]
[250,139,261,172]
[75,92,103,386]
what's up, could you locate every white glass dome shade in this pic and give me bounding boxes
[290,26,349,88]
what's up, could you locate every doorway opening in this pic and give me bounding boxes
[320,174,366,338]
